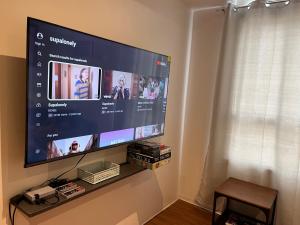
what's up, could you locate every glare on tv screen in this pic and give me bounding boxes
[26,18,170,167]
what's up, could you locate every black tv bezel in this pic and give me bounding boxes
[25,17,170,168]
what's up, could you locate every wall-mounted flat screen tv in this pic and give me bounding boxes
[26,17,170,167]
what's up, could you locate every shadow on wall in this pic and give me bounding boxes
[0,55,163,225]
[24,170,158,225]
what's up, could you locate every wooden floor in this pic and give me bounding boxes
[145,200,211,225]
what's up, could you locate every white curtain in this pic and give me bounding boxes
[197,1,300,224]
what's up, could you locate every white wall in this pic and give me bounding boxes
[0,0,189,224]
[179,8,226,204]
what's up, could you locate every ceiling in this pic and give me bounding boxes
[182,0,227,8]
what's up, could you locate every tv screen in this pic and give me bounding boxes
[26,18,170,167]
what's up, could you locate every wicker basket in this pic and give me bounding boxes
[78,161,120,184]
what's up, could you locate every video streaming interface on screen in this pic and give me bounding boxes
[26,18,170,166]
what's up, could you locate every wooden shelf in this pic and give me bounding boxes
[10,162,146,217]
[215,178,278,210]
[214,210,267,225]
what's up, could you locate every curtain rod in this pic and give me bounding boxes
[192,5,227,13]
[231,0,290,10]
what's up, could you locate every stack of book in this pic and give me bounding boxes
[127,141,171,170]
[225,213,259,225]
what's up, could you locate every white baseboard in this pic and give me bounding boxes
[178,196,212,212]
[142,198,179,224]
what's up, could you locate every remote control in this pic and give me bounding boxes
[56,182,78,193]
[60,186,85,199]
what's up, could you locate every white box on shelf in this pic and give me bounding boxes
[78,161,120,184]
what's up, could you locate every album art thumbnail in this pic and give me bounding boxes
[99,128,135,147]
[102,70,139,100]
[49,61,101,100]
[47,134,98,159]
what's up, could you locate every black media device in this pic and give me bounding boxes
[127,141,161,158]
[25,17,171,167]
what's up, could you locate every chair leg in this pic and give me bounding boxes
[211,193,217,225]
[270,196,277,225]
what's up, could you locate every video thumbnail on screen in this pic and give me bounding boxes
[138,76,166,100]
[135,123,164,140]
[49,61,101,100]
[99,128,135,147]
[47,134,98,159]
[102,70,139,100]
